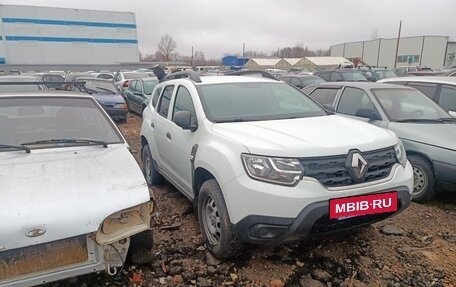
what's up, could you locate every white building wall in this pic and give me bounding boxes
[377,38,396,68]
[330,44,344,57]
[421,36,448,69]
[362,39,380,66]
[343,42,363,60]
[0,4,139,64]
[445,42,456,67]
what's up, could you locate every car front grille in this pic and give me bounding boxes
[0,235,88,280]
[299,147,398,187]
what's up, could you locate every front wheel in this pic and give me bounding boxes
[127,229,154,264]
[198,179,242,259]
[409,155,436,203]
[142,144,164,186]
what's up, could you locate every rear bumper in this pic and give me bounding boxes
[103,107,128,119]
[233,188,411,245]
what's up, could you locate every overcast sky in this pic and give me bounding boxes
[2,0,455,59]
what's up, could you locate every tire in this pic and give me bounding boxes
[142,144,164,186]
[409,154,436,203]
[127,229,154,265]
[198,179,242,259]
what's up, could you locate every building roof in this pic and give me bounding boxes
[283,58,303,65]
[248,58,281,66]
[305,57,351,66]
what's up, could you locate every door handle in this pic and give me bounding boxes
[166,132,171,140]
[151,122,154,128]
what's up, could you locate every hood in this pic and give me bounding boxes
[211,115,397,157]
[93,94,125,106]
[0,145,149,250]
[388,122,456,151]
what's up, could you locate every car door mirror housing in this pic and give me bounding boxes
[174,111,197,131]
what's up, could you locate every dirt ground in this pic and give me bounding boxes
[50,113,456,287]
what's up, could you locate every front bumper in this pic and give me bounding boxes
[222,162,413,244]
[233,188,411,244]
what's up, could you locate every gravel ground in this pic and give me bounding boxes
[46,113,456,287]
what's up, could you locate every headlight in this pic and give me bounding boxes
[114,103,127,109]
[241,154,303,186]
[394,141,407,167]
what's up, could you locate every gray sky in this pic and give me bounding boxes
[2,0,455,59]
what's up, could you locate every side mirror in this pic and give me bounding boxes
[355,108,382,121]
[174,111,197,131]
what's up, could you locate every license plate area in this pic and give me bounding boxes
[0,235,88,280]
[329,191,398,219]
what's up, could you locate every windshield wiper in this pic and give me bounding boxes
[22,139,108,148]
[438,117,456,122]
[95,87,117,94]
[215,119,246,123]
[394,118,444,123]
[0,144,31,153]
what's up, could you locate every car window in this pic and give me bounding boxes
[317,72,331,81]
[406,82,438,100]
[151,87,162,108]
[309,88,339,106]
[290,77,302,87]
[197,82,326,122]
[0,97,123,149]
[330,72,343,82]
[340,71,367,81]
[173,86,197,125]
[337,87,376,117]
[157,85,174,118]
[144,79,159,95]
[372,88,449,121]
[128,80,137,91]
[114,73,121,82]
[439,85,456,112]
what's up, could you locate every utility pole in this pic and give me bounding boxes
[191,46,194,69]
[242,43,245,61]
[393,20,402,68]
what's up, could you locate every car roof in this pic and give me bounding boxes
[0,90,90,98]
[0,75,40,80]
[76,77,113,82]
[311,82,413,89]
[163,75,279,85]
[380,76,456,85]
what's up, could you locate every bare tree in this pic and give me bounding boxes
[156,34,177,62]
[370,29,379,40]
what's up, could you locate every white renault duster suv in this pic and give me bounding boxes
[140,71,413,258]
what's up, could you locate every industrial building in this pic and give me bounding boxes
[0,4,140,65]
[330,35,456,69]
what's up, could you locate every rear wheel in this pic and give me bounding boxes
[142,144,164,186]
[198,179,242,258]
[409,155,436,203]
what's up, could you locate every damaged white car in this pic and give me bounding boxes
[0,93,154,287]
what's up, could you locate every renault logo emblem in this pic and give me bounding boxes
[25,227,46,238]
[345,150,368,182]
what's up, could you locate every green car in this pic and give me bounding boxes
[124,77,159,115]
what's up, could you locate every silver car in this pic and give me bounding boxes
[306,82,456,202]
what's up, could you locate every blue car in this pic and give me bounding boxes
[68,77,128,123]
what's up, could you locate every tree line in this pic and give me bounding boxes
[140,34,330,66]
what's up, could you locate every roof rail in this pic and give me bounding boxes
[224,70,278,80]
[160,71,202,83]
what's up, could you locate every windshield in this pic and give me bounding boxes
[0,77,43,92]
[341,71,367,81]
[374,70,397,80]
[197,82,326,122]
[300,76,325,86]
[371,88,449,121]
[144,79,159,95]
[79,80,118,95]
[124,72,148,79]
[0,97,123,150]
